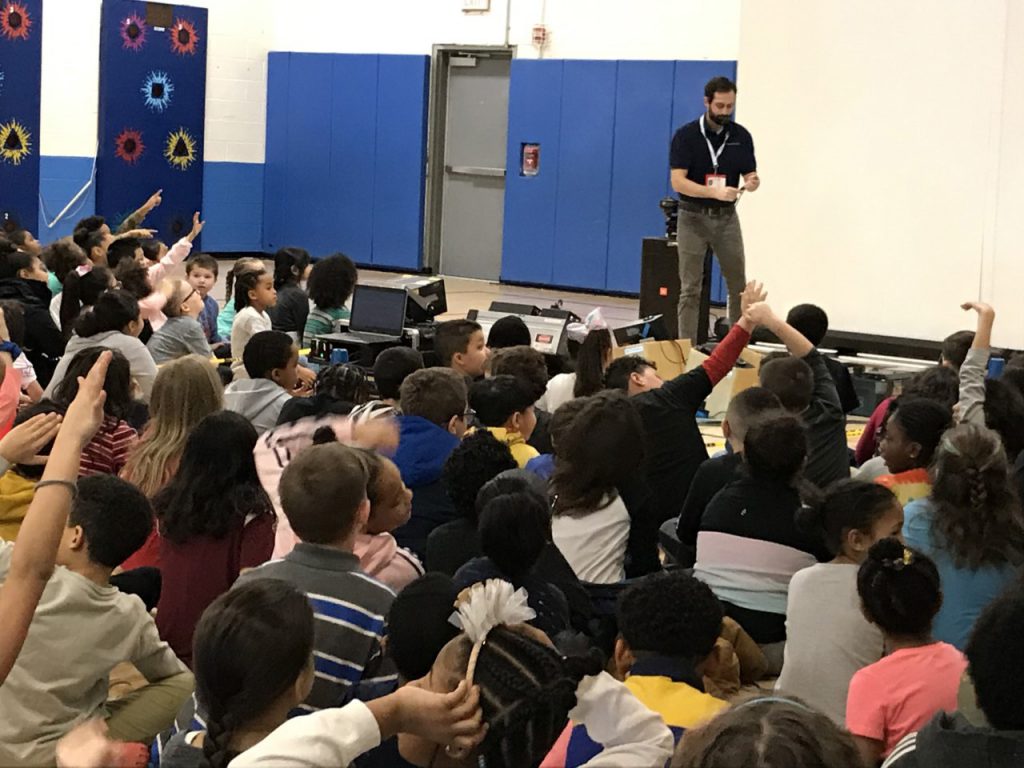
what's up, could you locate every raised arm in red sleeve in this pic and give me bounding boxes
[701,324,751,387]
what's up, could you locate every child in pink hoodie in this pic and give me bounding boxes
[354,451,424,592]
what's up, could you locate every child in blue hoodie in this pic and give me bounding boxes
[390,367,468,559]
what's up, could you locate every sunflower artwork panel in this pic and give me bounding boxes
[96,0,207,246]
[0,0,41,233]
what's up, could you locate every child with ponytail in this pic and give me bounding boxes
[778,480,903,724]
[903,423,1024,650]
[845,539,966,766]
[57,263,116,337]
[230,267,276,380]
[216,257,265,342]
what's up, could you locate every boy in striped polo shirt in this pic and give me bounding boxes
[236,441,396,711]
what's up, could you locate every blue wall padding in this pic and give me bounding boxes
[201,162,264,252]
[96,0,207,247]
[500,60,564,285]
[551,60,616,289]
[606,60,675,293]
[503,58,737,298]
[371,55,428,269]
[263,53,428,269]
[328,54,378,261]
[38,156,95,242]
[0,0,42,235]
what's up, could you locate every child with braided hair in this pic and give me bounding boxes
[903,423,1024,650]
[160,579,486,768]
[846,539,966,766]
[357,579,673,768]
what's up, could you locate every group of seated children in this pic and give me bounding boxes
[3,206,1024,768]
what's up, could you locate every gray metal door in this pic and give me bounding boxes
[439,55,511,281]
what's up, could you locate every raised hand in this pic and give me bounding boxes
[187,212,205,242]
[61,351,111,448]
[0,412,63,465]
[740,280,767,317]
[961,301,995,317]
[118,228,158,241]
[144,189,163,212]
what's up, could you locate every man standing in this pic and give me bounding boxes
[670,76,759,342]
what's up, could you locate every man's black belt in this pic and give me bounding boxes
[678,201,735,216]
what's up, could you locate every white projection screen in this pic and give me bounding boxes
[736,1,1024,348]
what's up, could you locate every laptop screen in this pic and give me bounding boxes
[349,285,407,335]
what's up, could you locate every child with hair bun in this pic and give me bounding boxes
[846,539,966,766]
[778,480,903,724]
[903,423,1024,650]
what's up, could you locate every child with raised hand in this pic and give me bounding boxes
[352,449,424,592]
[673,697,863,768]
[268,247,312,338]
[876,397,953,506]
[747,298,849,490]
[185,254,226,351]
[0,471,193,766]
[224,330,297,433]
[846,539,967,766]
[146,279,213,364]
[154,411,275,667]
[903,423,1024,650]
[230,266,277,380]
[162,579,484,768]
[777,480,903,724]
[302,252,358,343]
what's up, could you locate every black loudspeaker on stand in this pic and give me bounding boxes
[639,237,715,344]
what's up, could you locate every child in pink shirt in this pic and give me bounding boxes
[353,451,423,591]
[846,538,966,765]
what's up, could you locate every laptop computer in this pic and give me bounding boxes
[331,284,408,344]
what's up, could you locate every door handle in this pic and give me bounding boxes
[445,165,506,178]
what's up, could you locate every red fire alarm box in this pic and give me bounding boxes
[521,143,540,176]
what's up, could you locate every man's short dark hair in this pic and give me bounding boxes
[434,319,482,367]
[704,76,737,100]
[759,356,815,411]
[186,253,219,279]
[243,330,295,380]
[279,443,369,543]
[603,356,655,392]
[470,375,535,428]
[786,304,829,348]
[965,583,1024,730]
[373,346,424,401]
[491,346,548,403]
[942,330,976,370]
[70,475,154,568]
[442,430,517,520]
[399,367,468,427]
[618,571,723,660]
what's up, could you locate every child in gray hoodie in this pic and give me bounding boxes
[224,330,296,434]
